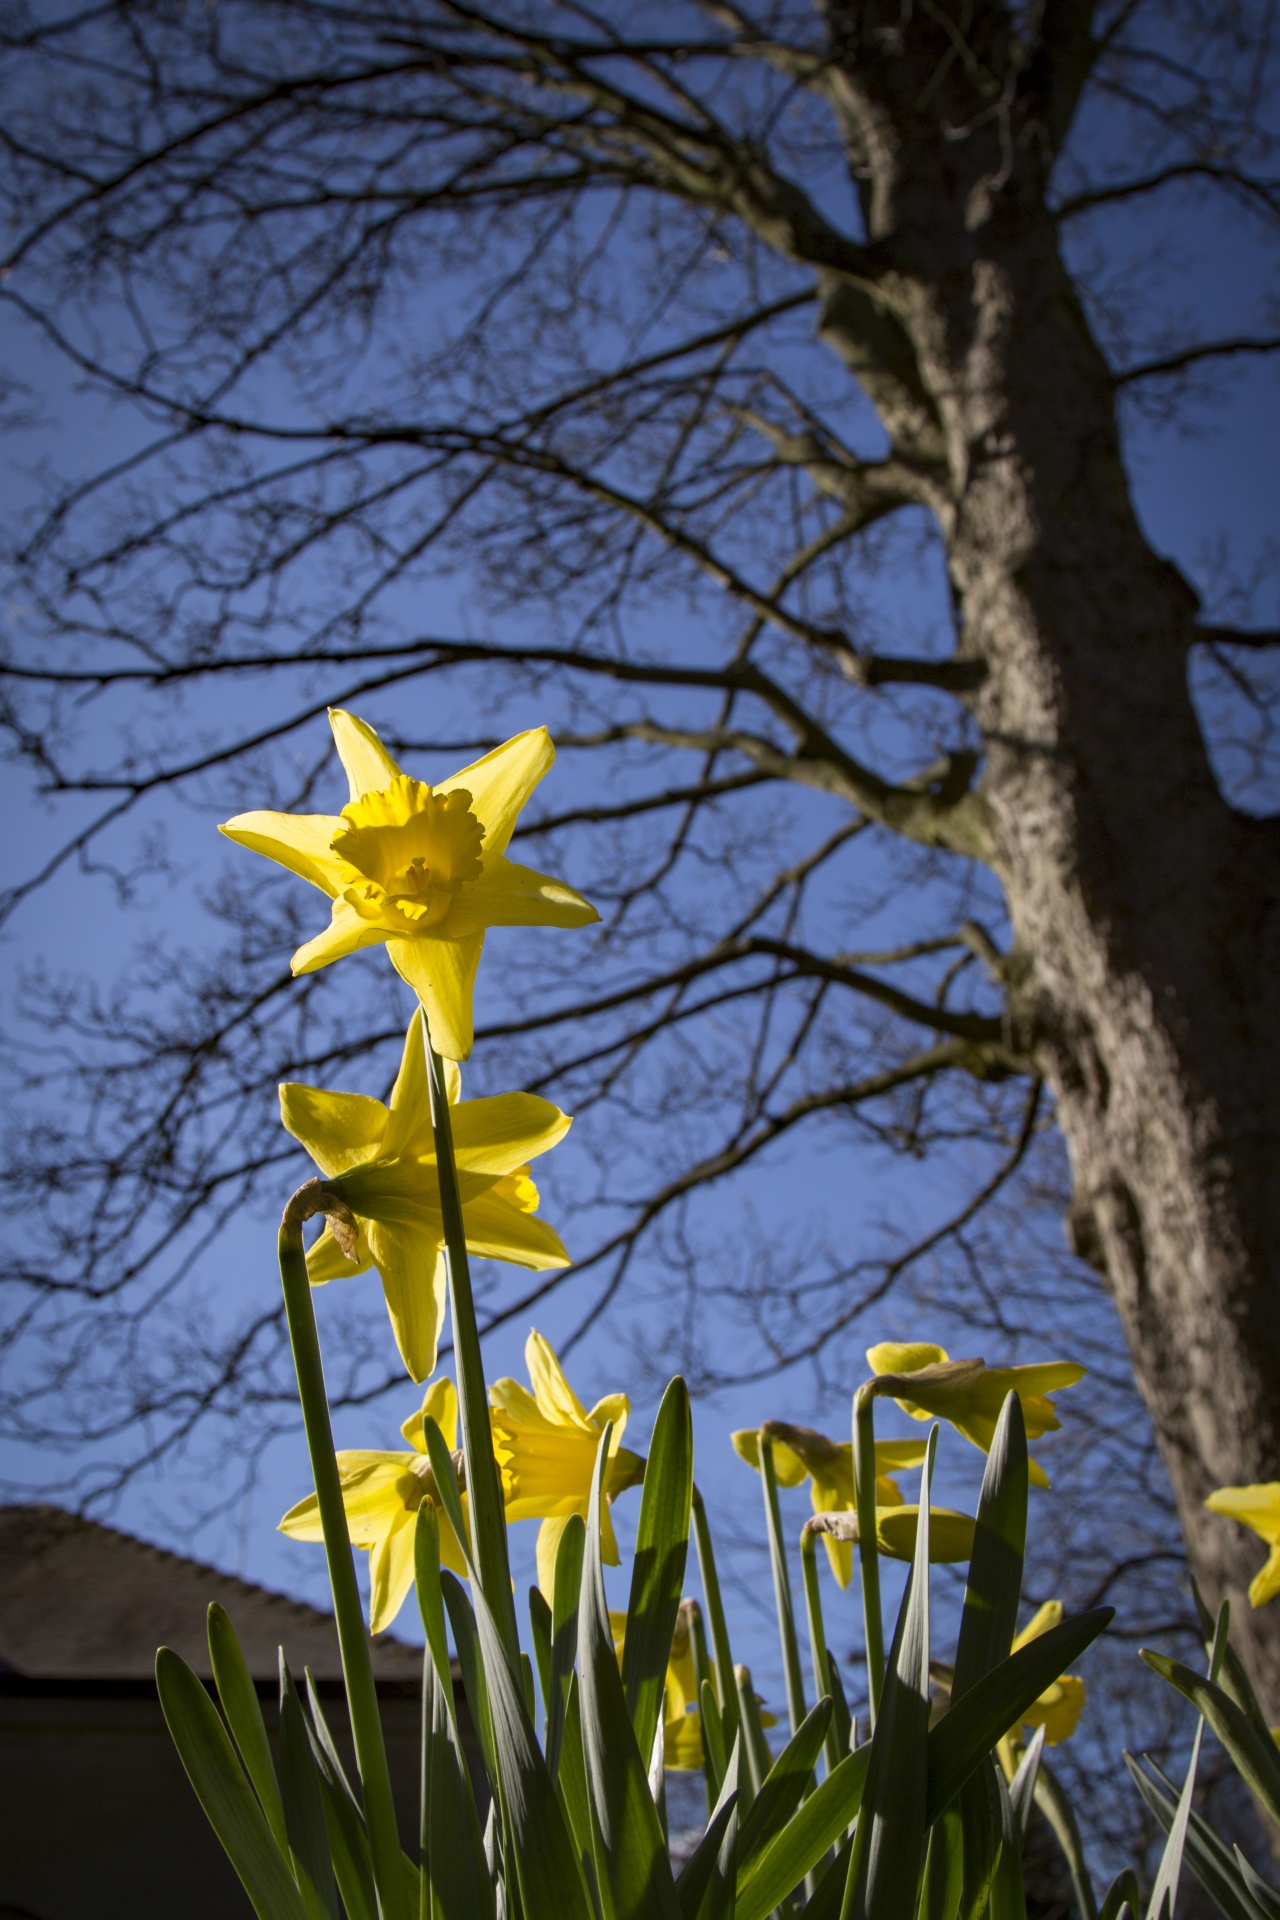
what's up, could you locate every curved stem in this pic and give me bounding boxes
[278,1213,408,1920]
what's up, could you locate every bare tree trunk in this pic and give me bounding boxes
[827,191,1280,1708]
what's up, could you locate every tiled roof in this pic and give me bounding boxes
[0,1504,422,1681]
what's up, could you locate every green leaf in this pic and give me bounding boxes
[826,1653,854,1761]
[279,1655,340,1920]
[1126,1753,1266,1920]
[468,1551,595,1920]
[1099,1869,1143,1920]
[441,1571,500,1800]
[676,1743,739,1920]
[302,1685,378,1920]
[1032,1758,1097,1920]
[700,1678,727,1795]
[736,1666,776,1807]
[623,1377,694,1771]
[842,1426,938,1920]
[414,1502,462,1733]
[734,1747,870,1920]
[549,1515,586,1785]
[578,1423,681,1920]
[208,1603,288,1853]
[421,1415,473,1575]
[987,1759,1024,1920]
[799,1835,855,1920]
[1139,1651,1280,1829]
[1143,1607,1226,1920]
[1007,1725,1045,1843]
[557,1675,598,1881]
[423,1648,496,1920]
[920,1806,963,1920]
[926,1608,1114,1824]
[738,1697,832,1875]
[530,1583,554,1721]
[692,1488,740,1761]
[156,1645,311,1920]
[1191,1581,1275,1749]
[952,1394,1027,1702]
[957,1761,1003,1920]
[1235,1849,1280,1920]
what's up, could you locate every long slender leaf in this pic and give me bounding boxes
[700,1678,727,1795]
[156,1645,311,1920]
[423,1649,496,1920]
[1099,1870,1143,1920]
[957,1761,1003,1920]
[1139,1652,1280,1828]
[676,1743,740,1920]
[826,1654,854,1763]
[920,1806,963,1920]
[736,1666,776,1808]
[579,1422,681,1920]
[530,1584,554,1725]
[952,1395,1027,1702]
[302,1688,378,1920]
[441,1571,499,1799]
[988,1759,1024,1920]
[1125,1754,1266,1920]
[738,1698,833,1875]
[1033,1759,1097,1920]
[1235,1850,1280,1920]
[468,1550,594,1920]
[841,1427,938,1920]
[1191,1582,1275,1748]
[557,1676,599,1889]
[549,1514,587,1785]
[1007,1726,1045,1845]
[208,1603,289,1853]
[1143,1606,1228,1920]
[623,1378,694,1770]
[802,1836,855,1920]
[279,1655,341,1920]
[692,1488,740,1759]
[760,1431,808,1738]
[926,1608,1114,1824]
[735,1748,871,1920]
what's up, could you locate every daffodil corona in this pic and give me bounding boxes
[488,1329,645,1596]
[281,1013,572,1380]
[221,708,598,1059]
[278,1380,489,1634]
[865,1341,1084,1489]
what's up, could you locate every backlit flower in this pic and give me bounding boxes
[282,1013,571,1380]
[278,1379,491,1633]
[731,1419,927,1587]
[1205,1484,1280,1606]
[608,1600,774,1770]
[1011,1601,1086,1743]
[488,1329,645,1596]
[806,1505,976,1564]
[221,708,598,1059]
[865,1342,1085,1489]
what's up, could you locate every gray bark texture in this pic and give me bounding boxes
[817,0,1280,1710]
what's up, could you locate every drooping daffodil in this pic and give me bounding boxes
[281,1012,571,1380]
[865,1342,1085,1489]
[805,1505,976,1565]
[221,707,598,1060]
[1205,1483,1280,1606]
[488,1329,645,1597]
[279,1379,491,1634]
[731,1419,928,1587]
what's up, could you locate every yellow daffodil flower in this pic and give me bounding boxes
[281,1013,571,1381]
[279,1379,492,1633]
[865,1341,1085,1489]
[488,1329,645,1596]
[806,1505,976,1564]
[221,708,598,1060]
[608,1601,775,1770]
[1011,1601,1086,1743]
[731,1420,928,1587]
[1205,1483,1280,1606]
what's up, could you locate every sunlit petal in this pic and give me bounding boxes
[449,1093,572,1174]
[401,1375,459,1453]
[329,707,404,803]
[527,1329,590,1425]
[436,728,555,857]
[368,1509,419,1633]
[387,931,485,1062]
[444,856,599,937]
[367,1222,448,1382]
[219,811,348,895]
[305,1221,373,1285]
[457,1190,570,1269]
[280,1083,388,1177]
[292,899,391,975]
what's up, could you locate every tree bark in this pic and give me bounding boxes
[818,24,1280,1711]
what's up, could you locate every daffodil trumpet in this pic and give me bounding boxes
[863,1342,1085,1489]
[277,1183,410,1920]
[220,707,598,1061]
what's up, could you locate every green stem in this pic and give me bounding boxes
[852,1385,885,1728]
[800,1526,842,1777]
[759,1433,807,1739]
[278,1212,408,1920]
[422,1019,520,1663]
[691,1485,740,1761]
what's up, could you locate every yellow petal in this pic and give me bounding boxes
[868,1341,949,1374]
[379,1012,431,1159]
[402,1376,459,1453]
[489,1376,557,1432]
[821,1533,855,1590]
[292,899,391,975]
[437,728,555,857]
[527,1329,590,1426]
[459,1189,570,1269]
[329,708,404,803]
[219,811,348,895]
[305,1221,372,1285]
[279,1083,388,1177]
[1021,1674,1085,1745]
[1250,1545,1280,1608]
[368,1509,419,1633]
[367,1223,448,1382]
[1206,1483,1280,1545]
[875,1439,930,1472]
[664,1712,706,1771]
[278,1454,415,1544]
[590,1394,631,1446]
[444,856,599,937]
[874,1505,975,1563]
[536,1515,571,1599]
[450,1093,572,1175]
[1012,1601,1063,1651]
[387,931,484,1062]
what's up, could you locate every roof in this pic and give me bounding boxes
[0,1504,423,1682]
